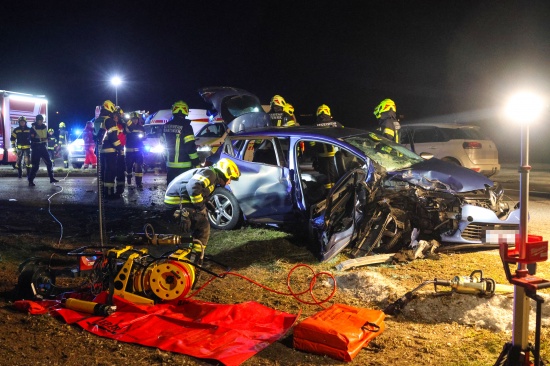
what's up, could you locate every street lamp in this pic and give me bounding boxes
[111,76,122,106]
[504,91,545,357]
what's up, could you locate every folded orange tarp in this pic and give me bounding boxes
[293,303,385,362]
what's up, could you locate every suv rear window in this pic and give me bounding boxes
[439,127,485,140]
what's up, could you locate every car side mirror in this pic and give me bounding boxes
[419,152,434,160]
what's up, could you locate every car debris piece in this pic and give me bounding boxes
[335,254,395,271]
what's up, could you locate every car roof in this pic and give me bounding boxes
[401,122,480,129]
[232,126,371,139]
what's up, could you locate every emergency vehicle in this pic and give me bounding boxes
[0,90,48,165]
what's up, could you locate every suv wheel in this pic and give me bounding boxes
[208,188,242,230]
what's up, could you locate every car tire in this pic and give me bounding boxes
[72,163,83,169]
[208,188,242,230]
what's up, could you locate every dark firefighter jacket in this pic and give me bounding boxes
[30,123,49,145]
[162,115,199,169]
[47,134,58,150]
[11,126,32,149]
[125,120,145,152]
[100,116,122,153]
[268,106,294,127]
[164,167,225,209]
[58,127,69,147]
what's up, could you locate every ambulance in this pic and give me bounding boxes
[0,90,48,165]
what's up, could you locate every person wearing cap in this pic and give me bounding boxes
[28,115,59,186]
[161,100,200,185]
[11,116,32,179]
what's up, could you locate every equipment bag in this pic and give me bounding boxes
[293,303,385,362]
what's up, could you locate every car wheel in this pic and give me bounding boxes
[72,163,83,169]
[208,188,242,230]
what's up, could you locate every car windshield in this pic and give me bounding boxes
[144,124,163,138]
[441,127,485,140]
[343,132,424,171]
[221,95,263,121]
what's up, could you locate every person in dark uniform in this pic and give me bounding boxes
[373,98,400,142]
[267,95,294,126]
[161,100,200,185]
[11,116,32,179]
[58,121,69,168]
[47,128,58,166]
[309,104,344,189]
[28,115,58,186]
[97,100,120,199]
[114,107,127,197]
[164,158,240,249]
[125,112,145,189]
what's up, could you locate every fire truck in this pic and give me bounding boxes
[0,90,48,165]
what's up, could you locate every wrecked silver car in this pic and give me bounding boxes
[166,125,520,261]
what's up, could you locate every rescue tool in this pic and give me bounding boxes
[383,270,513,315]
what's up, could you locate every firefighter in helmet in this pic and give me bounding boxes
[164,158,240,250]
[97,100,121,199]
[374,98,400,142]
[161,100,200,185]
[28,115,59,186]
[114,107,128,196]
[58,121,69,168]
[267,95,293,127]
[11,116,32,179]
[125,111,146,189]
[47,128,58,165]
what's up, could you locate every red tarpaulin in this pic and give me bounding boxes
[16,293,297,366]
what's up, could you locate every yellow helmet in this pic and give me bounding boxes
[271,95,286,108]
[48,128,54,133]
[283,103,294,116]
[373,99,396,119]
[18,116,27,123]
[172,100,189,115]
[59,122,66,128]
[102,100,116,113]
[130,111,140,119]
[215,158,240,180]
[316,104,331,117]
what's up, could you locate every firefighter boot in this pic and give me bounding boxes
[48,168,59,183]
[17,166,22,179]
[136,176,143,190]
[28,179,35,187]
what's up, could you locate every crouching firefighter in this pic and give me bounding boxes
[164,158,240,251]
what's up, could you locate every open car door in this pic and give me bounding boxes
[309,169,368,261]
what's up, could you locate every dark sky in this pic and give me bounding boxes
[2,0,550,146]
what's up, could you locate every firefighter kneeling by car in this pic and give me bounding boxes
[165,158,240,252]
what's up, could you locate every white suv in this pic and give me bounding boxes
[399,123,500,177]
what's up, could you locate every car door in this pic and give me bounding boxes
[309,168,368,261]
[219,137,295,224]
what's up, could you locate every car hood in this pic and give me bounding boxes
[386,158,494,192]
[198,86,271,132]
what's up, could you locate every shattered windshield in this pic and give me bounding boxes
[343,132,424,171]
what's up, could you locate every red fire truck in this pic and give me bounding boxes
[0,90,48,165]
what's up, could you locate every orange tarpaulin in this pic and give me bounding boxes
[16,292,297,366]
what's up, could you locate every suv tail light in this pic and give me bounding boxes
[463,141,482,149]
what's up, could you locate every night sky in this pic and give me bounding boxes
[2,1,550,160]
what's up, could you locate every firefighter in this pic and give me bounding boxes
[47,128,58,166]
[28,115,58,186]
[283,103,298,126]
[373,98,400,142]
[267,95,294,126]
[114,107,127,196]
[165,158,240,248]
[315,104,344,128]
[97,100,120,199]
[161,100,200,185]
[125,112,145,189]
[58,121,69,168]
[11,116,32,179]
[308,104,343,190]
[82,121,97,169]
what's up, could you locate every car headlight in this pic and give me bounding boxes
[8,148,15,152]
[150,145,165,154]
